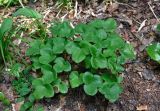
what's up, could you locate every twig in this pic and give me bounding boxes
[56,9,62,18]
[148,2,160,23]
[115,1,134,9]
[19,0,25,8]
[74,1,78,18]
[43,8,52,20]
[137,19,147,32]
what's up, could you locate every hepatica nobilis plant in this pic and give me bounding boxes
[26,18,135,102]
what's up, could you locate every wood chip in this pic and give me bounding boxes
[136,105,148,111]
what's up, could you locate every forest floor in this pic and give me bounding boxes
[0,0,160,111]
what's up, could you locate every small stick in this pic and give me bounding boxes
[148,2,160,23]
[74,1,78,18]
[19,0,25,8]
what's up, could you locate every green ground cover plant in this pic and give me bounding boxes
[26,18,135,102]
[11,7,135,110]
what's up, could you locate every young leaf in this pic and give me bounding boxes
[99,83,122,102]
[104,18,117,32]
[39,54,53,65]
[91,55,107,69]
[50,21,73,38]
[33,85,46,99]
[58,82,68,94]
[82,72,94,84]
[0,92,5,101]
[41,65,57,84]
[44,84,54,98]
[13,7,42,19]
[65,41,78,54]
[146,43,160,63]
[53,57,71,73]
[82,72,102,96]
[84,84,98,96]
[69,71,82,88]
[33,84,54,99]
[72,47,86,63]
[26,40,42,56]
[52,37,66,54]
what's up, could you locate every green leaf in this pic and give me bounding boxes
[33,85,46,99]
[33,84,54,99]
[89,45,100,57]
[146,43,160,63]
[2,98,10,106]
[0,92,5,101]
[65,41,78,54]
[107,33,124,50]
[20,102,33,111]
[79,40,91,55]
[44,84,54,98]
[32,78,43,87]
[91,55,107,69]
[63,61,71,72]
[84,84,97,96]
[50,21,73,38]
[82,72,94,84]
[53,57,71,73]
[58,82,68,94]
[19,87,31,96]
[0,18,13,36]
[41,65,57,84]
[52,37,66,54]
[99,83,122,102]
[13,7,42,19]
[26,40,42,56]
[39,45,55,64]
[104,18,117,32]
[103,49,115,57]
[72,47,86,63]
[96,29,107,40]
[40,45,52,55]
[28,94,35,103]
[66,41,86,63]
[39,54,54,65]
[89,19,104,29]
[157,24,160,32]
[10,63,21,77]
[82,72,102,96]
[74,23,87,33]
[102,74,117,83]
[69,71,82,88]
[82,27,99,43]
[120,43,135,60]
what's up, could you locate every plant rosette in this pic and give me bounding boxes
[26,18,135,102]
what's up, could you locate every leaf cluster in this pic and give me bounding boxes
[26,18,135,102]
